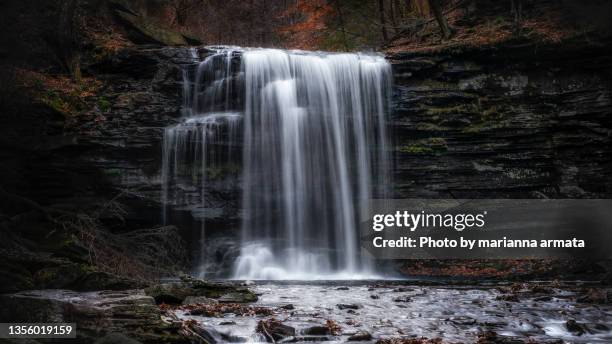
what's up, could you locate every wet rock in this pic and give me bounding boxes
[70,271,145,291]
[376,337,443,344]
[0,289,186,343]
[593,323,610,331]
[182,296,218,305]
[337,303,361,310]
[257,318,296,342]
[577,288,610,304]
[448,316,476,325]
[279,304,295,310]
[348,331,373,341]
[393,296,411,303]
[303,326,331,336]
[283,336,334,342]
[565,320,587,336]
[146,282,199,304]
[183,323,223,344]
[181,303,272,317]
[529,284,554,294]
[495,294,519,302]
[218,291,258,303]
[475,331,530,344]
[370,294,380,299]
[336,287,350,290]
[219,321,236,326]
[145,279,257,304]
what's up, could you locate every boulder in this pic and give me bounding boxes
[217,291,258,303]
[256,319,296,342]
[0,289,186,343]
[110,4,199,46]
[577,288,610,304]
[182,296,218,305]
[348,331,373,341]
[302,326,331,336]
[145,280,258,305]
[565,320,587,336]
[337,303,361,310]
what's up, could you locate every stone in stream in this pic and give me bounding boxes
[302,326,331,336]
[577,288,610,304]
[145,279,257,304]
[348,331,373,341]
[257,319,296,342]
[393,296,411,303]
[337,303,361,310]
[565,320,587,336]
[218,291,258,303]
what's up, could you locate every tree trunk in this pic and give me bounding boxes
[395,0,405,19]
[510,0,523,36]
[378,0,389,42]
[389,0,398,31]
[334,0,349,50]
[58,0,82,82]
[429,0,451,39]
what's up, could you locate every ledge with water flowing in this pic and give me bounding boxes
[160,46,392,280]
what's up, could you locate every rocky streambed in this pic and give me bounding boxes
[1,280,611,343]
[173,281,611,344]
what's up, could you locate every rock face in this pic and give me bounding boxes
[387,39,612,198]
[3,38,611,280]
[0,289,187,344]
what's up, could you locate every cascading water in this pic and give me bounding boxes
[161,48,242,276]
[162,47,391,280]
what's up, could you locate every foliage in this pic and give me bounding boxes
[376,337,444,344]
[277,0,334,50]
[180,303,273,317]
[325,319,342,335]
[14,68,106,126]
[399,138,447,155]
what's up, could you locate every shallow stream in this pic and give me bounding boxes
[175,281,612,343]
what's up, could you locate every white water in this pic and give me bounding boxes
[162,47,392,280]
[162,48,241,276]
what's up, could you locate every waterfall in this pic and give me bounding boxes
[161,48,241,276]
[162,47,391,279]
